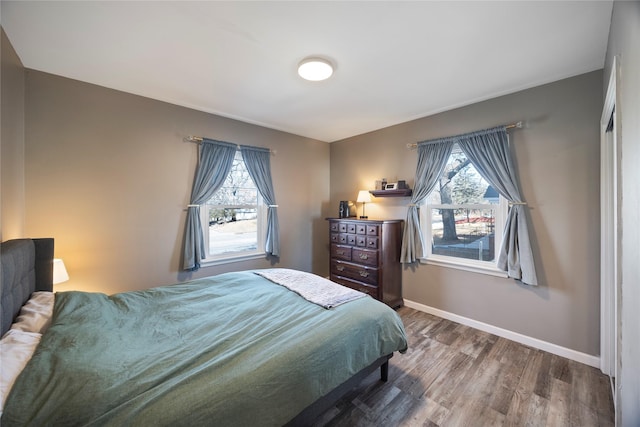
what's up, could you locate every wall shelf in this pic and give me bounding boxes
[369,189,413,198]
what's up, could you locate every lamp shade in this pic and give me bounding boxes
[357,190,372,203]
[53,258,69,285]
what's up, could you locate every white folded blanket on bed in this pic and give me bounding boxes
[0,330,42,416]
[254,269,366,309]
[10,291,54,334]
[0,291,54,416]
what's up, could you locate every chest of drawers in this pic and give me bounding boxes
[327,218,403,308]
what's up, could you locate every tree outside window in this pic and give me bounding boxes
[424,144,505,264]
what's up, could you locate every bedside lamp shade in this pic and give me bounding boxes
[53,258,69,285]
[357,190,372,219]
[357,190,372,204]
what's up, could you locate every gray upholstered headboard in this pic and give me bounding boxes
[0,238,54,336]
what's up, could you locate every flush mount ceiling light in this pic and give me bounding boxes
[297,57,334,81]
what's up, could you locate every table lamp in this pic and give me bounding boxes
[53,258,69,285]
[357,190,372,219]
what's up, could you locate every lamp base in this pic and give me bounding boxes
[360,216,368,219]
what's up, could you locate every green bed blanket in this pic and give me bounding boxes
[2,270,407,426]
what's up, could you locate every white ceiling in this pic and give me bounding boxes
[2,1,613,142]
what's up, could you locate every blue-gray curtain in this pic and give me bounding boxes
[240,145,280,257]
[400,139,455,263]
[456,126,538,285]
[183,139,237,271]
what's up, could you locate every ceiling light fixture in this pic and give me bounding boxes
[297,57,334,81]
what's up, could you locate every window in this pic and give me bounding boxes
[201,151,266,264]
[420,143,507,276]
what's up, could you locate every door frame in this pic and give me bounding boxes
[600,56,621,391]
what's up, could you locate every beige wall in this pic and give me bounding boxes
[22,70,330,294]
[1,28,26,240]
[604,1,640,424]
[330,71,603,356]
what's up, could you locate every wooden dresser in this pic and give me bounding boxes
[327,218,403,308]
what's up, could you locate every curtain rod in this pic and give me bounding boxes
[406,121,523,149]
[183,136,276,155]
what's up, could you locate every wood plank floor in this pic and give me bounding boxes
[313,307,614,427]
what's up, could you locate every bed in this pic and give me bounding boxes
[0,238,407,426]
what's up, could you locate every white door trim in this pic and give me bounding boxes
[600,56,621,387]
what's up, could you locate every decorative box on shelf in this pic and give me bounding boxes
[369,189,412,197]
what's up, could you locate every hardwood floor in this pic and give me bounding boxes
[313,307,614,427]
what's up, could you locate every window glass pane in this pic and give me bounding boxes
[206,152,259,257]
[427,146,497,206]
[431,207,496,261]
[208,207,258,256]
[425,144,501,264]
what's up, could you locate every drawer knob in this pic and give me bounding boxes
[337,250,345,255]
[336,265,345,272]
[359,270,369,278]
[359,254,368,260]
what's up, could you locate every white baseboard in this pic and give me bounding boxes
[403,299,600,368]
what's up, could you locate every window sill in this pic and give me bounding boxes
[200,251,266,267]
[420,256,508,278]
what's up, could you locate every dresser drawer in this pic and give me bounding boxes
[331,244,352,261]
[367,236,379,249]
[356,235,379,248]
[335,233,348,244]
[331,276,378,298]
[352,248,378,267]
[331,260,378,286]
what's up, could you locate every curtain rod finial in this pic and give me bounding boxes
[184,135,203,143]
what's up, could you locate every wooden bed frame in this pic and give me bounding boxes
[286,353,391,426]
[0,237,392,425]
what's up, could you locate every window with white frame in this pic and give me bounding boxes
[201,151,266,264]
[420,143,507,275]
